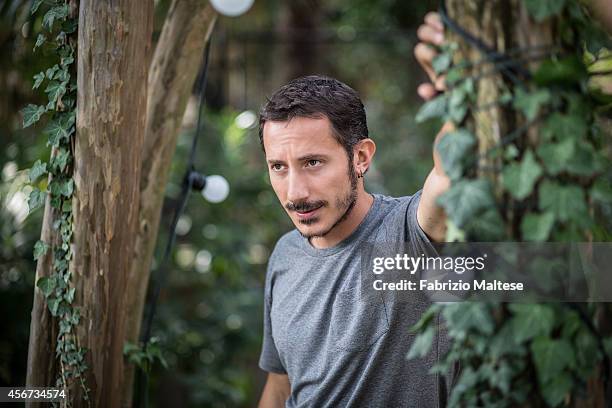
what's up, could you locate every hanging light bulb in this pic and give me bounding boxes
[202,175,230,203]
[188,172,230,203]
[210,0,255,17]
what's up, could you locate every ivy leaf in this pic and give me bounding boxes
[45,115,73,146]
[591,179,612,203]
[513,88,550,121]
[28,187,46,212]
[22,104,46,128]
[29,160,48,183]
[49,179,74,198]
[531,336,574,384]
[521,211,555,241]
[33,72,45,90]
[541,373,573,407]
[565,141,605,176]
[436,129,475,180]
[37,276,56,297]
[45,81,67,107]
[465,208,506,241]
[48,297,61,316]
[539,181,588,224]
[536,138,575,175]
[438,179,495,227]
[31,0,44,15]
[502,150,542,200]
[46,65,59,80]
[406,325,435,359]
[42,4,69,31]
[33,33,46,51]
[33,240,50,260]
[65,287,76,304]
[443,303,494,336]
[416,94,447,123]
[508,304,555,343]
[534,56,587,86]
[447,87,468,123]
[433,52,452,75]
[541,113,588,142]
[51,148,71,172]
[522,0,566,22]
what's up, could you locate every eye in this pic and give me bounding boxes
[306,159,321,167]
[270,163,284,171]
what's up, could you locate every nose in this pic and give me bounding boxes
[286,169,309,204]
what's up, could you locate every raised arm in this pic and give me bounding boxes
[413,12,452,243]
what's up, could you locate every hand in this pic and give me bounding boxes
[414,12,446,100]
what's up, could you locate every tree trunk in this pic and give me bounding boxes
[26,0,154,406]
[122,1,216,406]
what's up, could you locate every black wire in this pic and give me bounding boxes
[438,0,530,86]
[136,35,214,408]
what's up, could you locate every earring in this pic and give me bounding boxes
[357,170,363,179]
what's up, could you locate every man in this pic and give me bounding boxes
[257,12,455,408]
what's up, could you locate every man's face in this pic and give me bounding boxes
[262,116,358,239]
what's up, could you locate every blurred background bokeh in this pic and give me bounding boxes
[0,0,441,406]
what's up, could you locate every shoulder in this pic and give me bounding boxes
[374,190,422,221]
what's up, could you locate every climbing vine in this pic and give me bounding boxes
[21,0,89,403]
[409,1,612,407]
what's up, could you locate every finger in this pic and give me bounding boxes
[424,12,444,31]
[417,23,444,46]
[414,43,437,81]
[418,83,438,100]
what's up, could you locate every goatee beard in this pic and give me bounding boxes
[300,166,359,240]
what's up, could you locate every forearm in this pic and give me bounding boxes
[258,373,290,408]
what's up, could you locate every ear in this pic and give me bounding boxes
[352,138,376,175]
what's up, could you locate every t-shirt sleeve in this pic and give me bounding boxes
[258,261,287,374]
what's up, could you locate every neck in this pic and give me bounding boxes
[309,190,374,249]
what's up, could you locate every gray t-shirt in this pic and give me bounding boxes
[259,191,458,407]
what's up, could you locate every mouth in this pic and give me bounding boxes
[295,205,323,220]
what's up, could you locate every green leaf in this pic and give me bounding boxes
[33,240,50,260]
[42,4,69,31]
[502,150,542,200]
[523,0,566,21]
[433,52,452,75]
[521,211,555,241]
[407,325,435,359]
[65,287,76,304]
[534,56,587,86]
[37,276,56,297]
[28,187,46,212]
[438,179,495,227]
[443,303,494,336]
[447,87,468,123]
[591,179,612,203]
[49,179,74,198]
[48,297,61,316]
[513,88,550,121]
[22,104,46,128]
[29,160,48,183]
[50,148,71,172]
[536,138,575,175]
[31,0,44,15]
[565,141,605,176]
[541,373,572,407]
[465,208,506,241]
[436,129,475,180]
[541,113,588,142]
[33,72,45,89]
[45,81,67,106]
[508,304,555,343]
[416,94,447,123]
[531,337,574,384]
[45,115,73,146]
[539,181,589,224]
[33,33,46,51]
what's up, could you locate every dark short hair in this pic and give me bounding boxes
[258,75,369,157]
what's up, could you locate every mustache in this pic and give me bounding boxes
[285,200,327,212]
